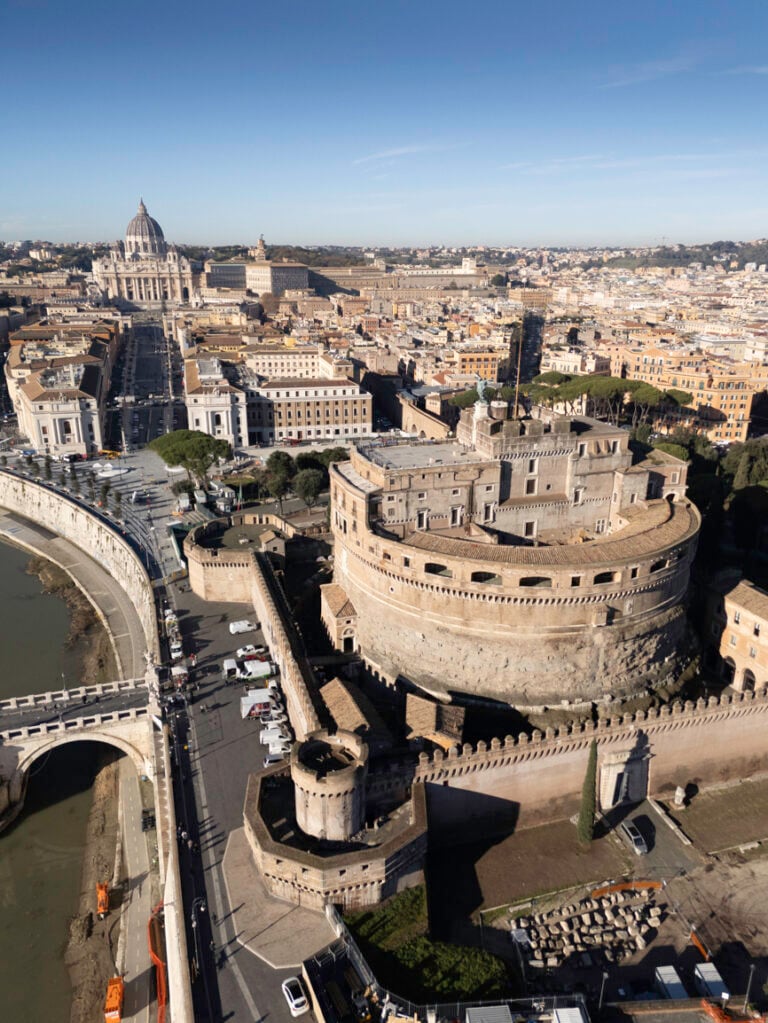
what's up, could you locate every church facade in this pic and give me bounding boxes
[92,200,200,306]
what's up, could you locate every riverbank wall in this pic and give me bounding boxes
[0,470,159,667]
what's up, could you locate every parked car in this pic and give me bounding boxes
[263,752,285,768]
[281,977,309,1017]
[229,620,257,635]
[237,644,267,660]
[620,819,648,855]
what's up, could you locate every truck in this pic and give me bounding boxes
[171,664,189,689]
[240,688,272,719]
[655,965,688,999]
[694,963,729,1001]
[104,976,125,1022]
[239,659,277,681]
[96,882,109,919]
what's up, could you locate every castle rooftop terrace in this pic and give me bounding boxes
[359,438,485,470]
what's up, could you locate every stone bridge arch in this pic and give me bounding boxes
[1,711,153,814]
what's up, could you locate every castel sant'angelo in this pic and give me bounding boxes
[322,390,701,709]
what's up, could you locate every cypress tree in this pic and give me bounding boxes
[577,739,597,847]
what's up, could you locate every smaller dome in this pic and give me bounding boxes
[125,199,166,257]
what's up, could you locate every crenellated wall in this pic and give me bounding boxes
[397,689,768,830]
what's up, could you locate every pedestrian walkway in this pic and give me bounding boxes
[221,827,335,969]
[117,757,152,1023]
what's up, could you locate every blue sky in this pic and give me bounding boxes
[2,0,767,246]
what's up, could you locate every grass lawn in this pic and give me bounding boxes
[345,887,511,1003]
[663,777,768,852]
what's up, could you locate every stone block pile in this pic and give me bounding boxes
[511,889,666,970]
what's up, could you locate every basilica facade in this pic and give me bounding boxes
[92,200,200,306]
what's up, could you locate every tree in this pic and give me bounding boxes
[114,491,122,518]
[71,472,80,495]
[150,430,231,484]
[100,481,111,508]
[490,273,507,287]
[294,468,324,508]
[577,739,597,847]
[266,450,296,480]
[0,455,6,467]
[44,455,52,481]
[266,471,289,514]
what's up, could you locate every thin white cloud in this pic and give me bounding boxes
[352,143,454,166]
[500,148,768,176]
[722,65,768,75]
[600,52,698,88]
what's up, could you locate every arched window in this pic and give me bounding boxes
[519,576,552,588]
[594,571,617,585]
[742,668,756,692]
[471,571,501,585]
[425,563,452,578]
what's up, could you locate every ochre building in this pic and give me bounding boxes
[322,398,700,708]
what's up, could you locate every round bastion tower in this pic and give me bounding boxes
[290,730,368,842]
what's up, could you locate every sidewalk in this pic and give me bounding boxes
[221,827,335,969]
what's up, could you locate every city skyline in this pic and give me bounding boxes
[2,0,767,246]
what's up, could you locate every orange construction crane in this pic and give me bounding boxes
[96,882,109,920]
[104,976,124,1023]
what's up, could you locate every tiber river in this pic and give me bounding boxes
[0,540,100,1023]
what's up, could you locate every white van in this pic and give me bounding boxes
[260,726,290,745]
[263,752,285,768]
[229,620,257,635]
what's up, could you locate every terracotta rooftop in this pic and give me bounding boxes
[401,499,699,567]
[725,580,768,621]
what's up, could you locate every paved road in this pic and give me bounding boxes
[118,756,153,1023]
[606,799,702,880]
[162,582,304,1023]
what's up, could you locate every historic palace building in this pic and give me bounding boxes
[92,200,200,306]
[322,395,700,708]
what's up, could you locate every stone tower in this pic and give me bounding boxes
[291,730,368,841]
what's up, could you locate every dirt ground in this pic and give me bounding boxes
[65,751,124,1023]
[662,775,768,853]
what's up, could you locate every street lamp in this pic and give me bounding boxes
[190,896,206,974]
[599,971,609,1012]
[743,963,756,1012]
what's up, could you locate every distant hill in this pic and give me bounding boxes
[588,239,768,271]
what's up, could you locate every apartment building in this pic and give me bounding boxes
[5,321,119,455]
[714,580,768,692]
[184,354,372,449]
[610,344,768,443]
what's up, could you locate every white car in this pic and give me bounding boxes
[268,741,292,756]
[229,620,257,635]
[260,727,290,745]
[281,977,309,1017]
[237,644,266,660]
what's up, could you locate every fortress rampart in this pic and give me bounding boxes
[382,688,768,831]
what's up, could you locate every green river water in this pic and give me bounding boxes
[0,540,98,1023]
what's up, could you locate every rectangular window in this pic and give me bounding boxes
[734,611,741,624]
[483,502,493,522]
[577,443,586,457]
[595,519,606,534]
[524,520,535,538]
[450,507,461,526]
[525,478,536,496]
[630,492,637,504]
[528,458,537,474]
[630,566,639,579]
[418,492,427,500]
[571,575,581,587]
[730,634,736,646]
[754,624,761,637]
[417,510,427,529]
[750,647,757,658]
[574,488,584,505]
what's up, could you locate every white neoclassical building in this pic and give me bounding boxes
[92,200,201,306]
